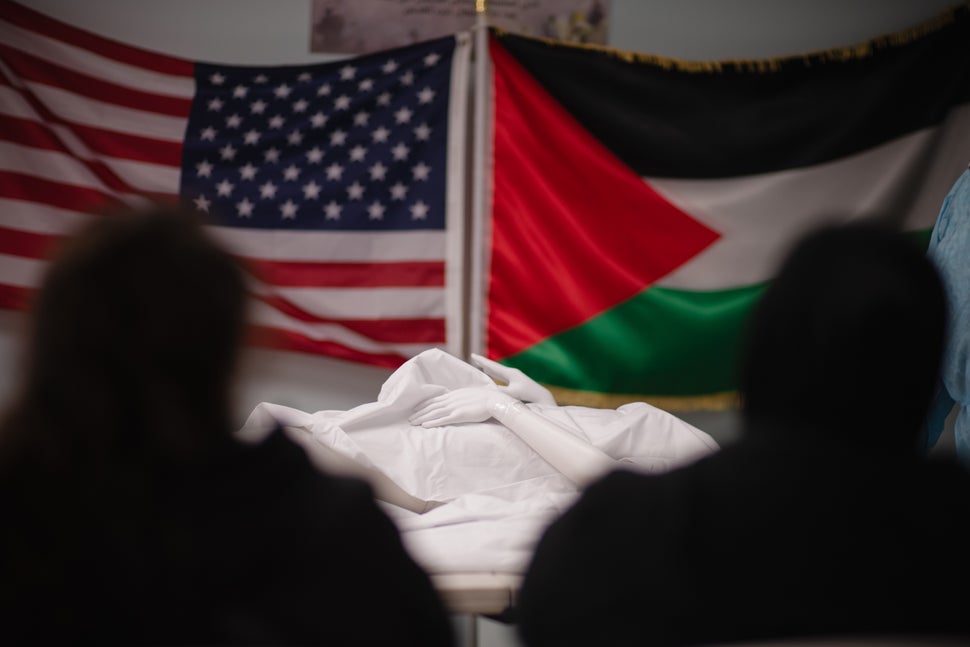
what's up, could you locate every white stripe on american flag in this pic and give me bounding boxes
[248,283,445,321]
[210,227,447,262]
[0,199,447,263]
[0,251,435,355]
[0,198,92,234]
[0,81,190,141]
[0,17,194,98]
[248,301,433,358]
[0,253,43,288]
[0,250,444,322]
[0,141,178,197]
[0,96,181,192]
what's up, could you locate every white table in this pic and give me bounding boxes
[432,572,522,647]
[432,572,522,616]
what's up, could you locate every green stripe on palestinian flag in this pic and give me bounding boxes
[483,3,970,410]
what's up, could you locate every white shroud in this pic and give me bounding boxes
[238,348,719,575]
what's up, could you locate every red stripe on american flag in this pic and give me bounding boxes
[0,114,184,168]
[0,226,62,260]
[1,117,176,197]
[2,0,194,76]
[0,224,447,347]
[332,318,445,344]
[245,258,446,288]
[0,114,64,150]
[253,293,446,343]
[0,44,193,117]
[0,283,32,310]
[0,171,124,213]
[250,326,409,369]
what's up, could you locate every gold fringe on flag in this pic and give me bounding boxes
[546,385,741,413]
[492,1,969,74]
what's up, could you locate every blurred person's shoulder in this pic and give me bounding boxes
[228,425,377,504]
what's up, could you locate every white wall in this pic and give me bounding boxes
[2,0,961,448]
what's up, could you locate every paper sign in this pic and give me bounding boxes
[310,0,610,54]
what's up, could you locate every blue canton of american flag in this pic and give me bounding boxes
[180,36,456,231]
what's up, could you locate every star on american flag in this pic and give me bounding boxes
[181,37,455,232]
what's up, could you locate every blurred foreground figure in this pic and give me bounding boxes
[0,207,453,646]
[517,221,970,647]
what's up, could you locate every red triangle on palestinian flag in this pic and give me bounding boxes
[486,35,720,359]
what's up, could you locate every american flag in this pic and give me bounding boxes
[0,0,470,368]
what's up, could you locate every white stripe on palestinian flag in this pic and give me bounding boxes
[651,102,970,290]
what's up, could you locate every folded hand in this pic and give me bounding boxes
[409,386,517,427]
[470,353,556,406]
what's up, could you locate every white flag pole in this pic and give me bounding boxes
[467,0,490,360]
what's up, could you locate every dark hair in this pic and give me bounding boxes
[0,206,248,475]
[739,221,946,450]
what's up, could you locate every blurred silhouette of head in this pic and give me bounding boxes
[739,221,946,451]
[2,205,248,470]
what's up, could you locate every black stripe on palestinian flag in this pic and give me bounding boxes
[492,3,970,179]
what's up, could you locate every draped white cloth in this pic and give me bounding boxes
[238,348,719,575]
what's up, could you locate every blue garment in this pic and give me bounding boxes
[926,166,970,462]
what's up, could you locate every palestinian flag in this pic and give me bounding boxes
[483,3,970,410]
